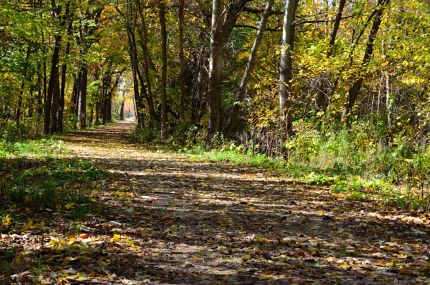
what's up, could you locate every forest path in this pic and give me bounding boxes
[54,122,430,283]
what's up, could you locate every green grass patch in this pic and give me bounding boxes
[182,145,430,212]
[0,159,107,211]
[0,139,66,159]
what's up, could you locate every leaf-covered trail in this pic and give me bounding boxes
[3,122,430,284]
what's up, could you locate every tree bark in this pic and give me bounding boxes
[44,29,62,134]
[159,1,168,140]
[123,9,145,128]
[178,0,186,120]
[79,62,88,128]
[71,73,80,119]
[206,0,224,147]
[279,0,299,135]
[58,1,72,132]
[136,0,158,123]
[342,0,389,120]
[225,0,275,135]
[16,45,32,128]
[50,34,62,133]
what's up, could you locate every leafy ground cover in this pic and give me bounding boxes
[1,122,429,284]
[183,144,430,214]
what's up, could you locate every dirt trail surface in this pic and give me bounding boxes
[2,122,430,284]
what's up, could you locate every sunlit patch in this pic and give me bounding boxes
[2,123,429,284]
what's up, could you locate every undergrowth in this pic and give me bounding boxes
[178,121,430,213]
[0,127,108,220]
[0,159,107,213]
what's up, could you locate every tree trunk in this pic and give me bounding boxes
[120,91,125,120]
[178,0,186,120]
[315,0,346,111]
[342,0,389,120]
[79,62,88,128]
[125,17,145,128]
[71,73,80,119]
[50,34,62,133]
[279,0,299,135]
[44,32,62,134]
[206,0,224,147]
[136,0,158,123]
[58,1,72,132]
[159,2,168,140]
[16,45,32,128]
[225,0,275,135]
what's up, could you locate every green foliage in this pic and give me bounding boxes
[131,125,160,143]
[0,159,107,211]
[0,138,65,159]
[186,119,429,212]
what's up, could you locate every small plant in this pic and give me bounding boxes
[0,213,13,232]
[2,159,107,211]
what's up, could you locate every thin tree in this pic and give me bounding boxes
[315,0,346,111]
[279,0,299,135]
[225,0,275,135]
[206,0,224,147]
[342,0,389,120]
[159,1,168,140]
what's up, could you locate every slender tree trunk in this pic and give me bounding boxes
[102,70,112,125]
[178,0,186,120]
[342,0,389,120]
[136,0,158,124]
[79,62,88,128]
[125,18,144,128]
[50,34,62,133]
[279,0,299,135]
[120,90,125,120]
[44,33,62,134]
[58,1,72,132]
[159,2,168,140]
[71,73,80,118]
[36,63,43,117]
[16,45,32,128]
[206,0,224,147]
[225,0,275,135]
[28,88,34,118]
[315,0,346,111]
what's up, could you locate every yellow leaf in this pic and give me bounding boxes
[68,238,76,245]
[22,219,34,231]
[2,214,11,227]
[65,203,75,209]
[111,234,121,243]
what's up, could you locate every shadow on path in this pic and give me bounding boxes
[1,122,429,284]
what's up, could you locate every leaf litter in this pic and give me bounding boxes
[1,122,429,284]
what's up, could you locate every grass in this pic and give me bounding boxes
[182,145,430,213]
[1,159,107,210]
[0,138,66,159]
[0,135,107,218]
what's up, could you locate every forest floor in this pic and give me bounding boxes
[1,121,430,284]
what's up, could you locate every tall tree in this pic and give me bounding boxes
[206,0,224,147]
[342,0,390,120]
[159,1,168,140]
[315,0,346,111]
[178,0,186,120]
[44,0,62,134]
[279,0,299,135]
[225,0,275,135]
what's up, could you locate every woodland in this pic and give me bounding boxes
[0,0,430,284]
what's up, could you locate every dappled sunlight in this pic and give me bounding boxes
[1,122,429,284]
